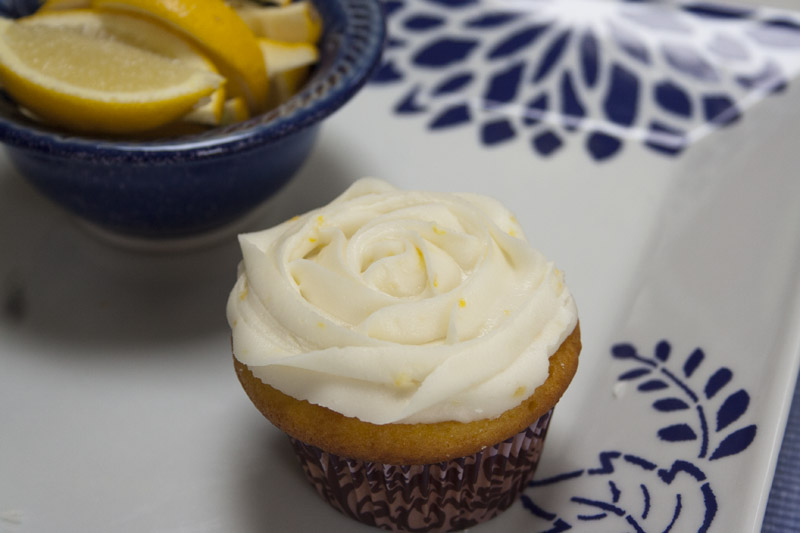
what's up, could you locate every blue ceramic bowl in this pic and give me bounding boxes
[0,0,385,239]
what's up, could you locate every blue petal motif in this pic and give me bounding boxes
[639,379,669,392]
[604,64,639,127]
[653,398,691,412]
[662,43,720,82]
[619,368,652,380]
[611,343,638,359]
[716,390,749,431]
[683,348,705,378]
[464,11,520,29]
[403,13,446,31]
[645,121,687,156]
[655,80,693,117]
[747,19,800,49]
[682,3,754,19]
[655,341,671,362]
[395,86,426,114]
[413,37,479,68]
[532,30,573,83]
[372,60,405,83]
[377,0,796,161]
[736,61,786,93]
[587,132,623,161]
[523,94,548,126]
[609,22,651,64]
[580,30,600,88]
[487,24,551,60]
[709,425,757,460]
[481,119,516,145]
[532,131,563,156]
[703,95,740,126]
[705,368,733,399]
[764,17,800,31]
[659,424,698,442]
[423,0,478,7]
[484,62,525,107]
[429,104,471,129]
[561,71,586,130]
[432,72,474,96]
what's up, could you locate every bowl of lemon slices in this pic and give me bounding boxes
[0,0,385,241]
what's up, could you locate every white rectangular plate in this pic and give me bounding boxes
[1,1,799,532]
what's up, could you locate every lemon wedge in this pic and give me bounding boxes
[220,96,250,125]
[24,9,226,125]
[91,0,269,113]
[259,39,318,108]
[236,1,322,43]
[0,17,222,134]
[177,95,249,130]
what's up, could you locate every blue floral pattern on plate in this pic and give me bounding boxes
[522,340,757,532]
[371,0,800,160]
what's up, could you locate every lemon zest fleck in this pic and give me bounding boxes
[394,373,418,388]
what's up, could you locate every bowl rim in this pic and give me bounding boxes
[0,0,386,163]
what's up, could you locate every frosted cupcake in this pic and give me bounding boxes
[227,178,580,532]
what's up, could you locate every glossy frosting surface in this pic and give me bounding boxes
[227,179,577,424]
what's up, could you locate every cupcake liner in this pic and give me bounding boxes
[289,410,553,532]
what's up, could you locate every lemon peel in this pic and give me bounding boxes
[258,38,318,108]
[236,1,322,43]
[24,9,226,125]
[91,0,269,113]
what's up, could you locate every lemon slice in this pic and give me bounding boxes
[91,0,269,114]
[24,9,226,124]
[236,1,322,43]
[259,39,318,108]
[0,17,222,134]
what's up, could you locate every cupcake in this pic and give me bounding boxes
[227,178,580,532]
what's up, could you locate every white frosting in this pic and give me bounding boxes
[227,179,577,424]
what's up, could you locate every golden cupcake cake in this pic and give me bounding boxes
[227,178,581,532]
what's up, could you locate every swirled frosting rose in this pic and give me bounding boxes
[227,178,578,424]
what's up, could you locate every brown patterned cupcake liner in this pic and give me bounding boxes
[289,410,553,532]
